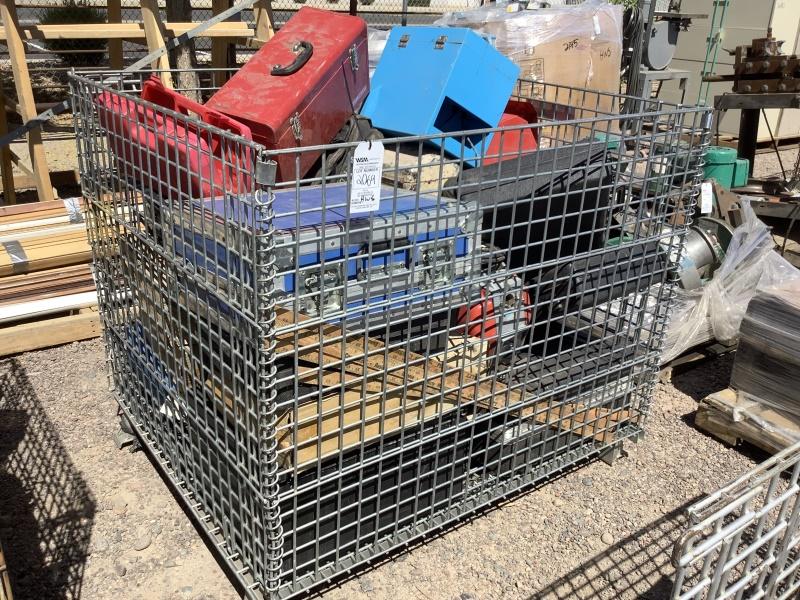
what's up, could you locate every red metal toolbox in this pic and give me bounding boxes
[96,76,253,199]
[206,7,369,182]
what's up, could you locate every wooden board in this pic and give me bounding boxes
[0,0,54,204]
[0,307,100,357]
[0,21,254,41]
[0,226,90,277]
[695,388,800,455]
[0,198,82,222]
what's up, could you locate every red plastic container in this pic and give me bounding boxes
[206,7,369,182]
[484,99,539,165]
[95,76,253,199]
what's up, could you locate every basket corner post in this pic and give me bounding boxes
[253,157,283,597]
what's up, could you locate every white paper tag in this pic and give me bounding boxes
[700,181,713,214]
[592,15,601,36]
[350,140,384,214]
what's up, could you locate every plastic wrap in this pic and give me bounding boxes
[367,28,389,79]
[730,281,800,417]
[663,197,800,363]
[434,0,623,115]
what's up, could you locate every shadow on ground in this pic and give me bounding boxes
[670,353,736,403]
[530,502,699,600]
[0,358,96,599]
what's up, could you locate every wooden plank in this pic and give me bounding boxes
[250,0,274,47]
[211,0,231,87]
[695,388,800,455]
[107,0,123,69]
[0,227,91,277]
[140,0,173,88]
[0,308,100,358]
[0,0,55,203]
[0,197,82,221]
[0,21,254,41]
[0,291,97,324]
[273,307,509,407]
[0,85,15,205]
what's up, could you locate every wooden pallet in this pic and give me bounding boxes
[695,388,800,455]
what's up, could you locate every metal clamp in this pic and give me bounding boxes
[348,44,359,71]
[289,112,303,142]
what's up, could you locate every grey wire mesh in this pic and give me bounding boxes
[69,67,712,598]
[671,440,800,600]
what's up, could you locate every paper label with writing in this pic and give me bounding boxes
[700,181,713,214]
[350,140,384,214]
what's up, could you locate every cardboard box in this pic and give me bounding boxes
[437,3,623,139]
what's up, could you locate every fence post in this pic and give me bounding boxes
[108,0,123,69]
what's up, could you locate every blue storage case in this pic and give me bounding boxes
[173,183,479,321]
[361,27,520,162]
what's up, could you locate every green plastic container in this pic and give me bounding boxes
[704,146,749,189]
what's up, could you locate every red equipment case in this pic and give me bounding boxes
[206,7,369,182]
[95,76,253,198]
[484,99,538,165]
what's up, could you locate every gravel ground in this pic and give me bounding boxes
[0,339,759,600]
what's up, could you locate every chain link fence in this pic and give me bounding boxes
[1,0,480,103]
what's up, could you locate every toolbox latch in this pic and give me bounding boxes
[419,240,454,289]
[348,44,359,71]
[398,34,409,48]
[289,112,303,141]
[434,35,447,50]
[300,265,344,316]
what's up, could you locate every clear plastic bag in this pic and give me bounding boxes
[434,0,623,98]
[367,28,389,79]
[664,197,800,362]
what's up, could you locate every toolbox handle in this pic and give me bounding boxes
[271,41,314,76]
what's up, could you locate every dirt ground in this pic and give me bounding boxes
[0,340,759,600]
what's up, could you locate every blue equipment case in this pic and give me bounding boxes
[172,183,479,322]
[362,27,520,162]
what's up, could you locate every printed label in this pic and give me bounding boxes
[700,181,713,214]
[350,140,384,214]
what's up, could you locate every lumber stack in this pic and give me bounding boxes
[0,200,101,357]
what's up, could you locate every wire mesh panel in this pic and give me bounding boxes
[671,441,800,600]
[70,67,711,598]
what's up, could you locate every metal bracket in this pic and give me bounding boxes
[290,112,303,142]
[348,44,359,71]
[398,34,409,48]
[255,160,278,187]
[599,443,628,466]
[435,35,447,50]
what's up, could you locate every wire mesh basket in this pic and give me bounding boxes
[70,67,712,598]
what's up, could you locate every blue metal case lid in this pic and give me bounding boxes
[197,183,442,232]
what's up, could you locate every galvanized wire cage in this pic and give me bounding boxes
[671,440,800,600]
[70,67,712,598]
